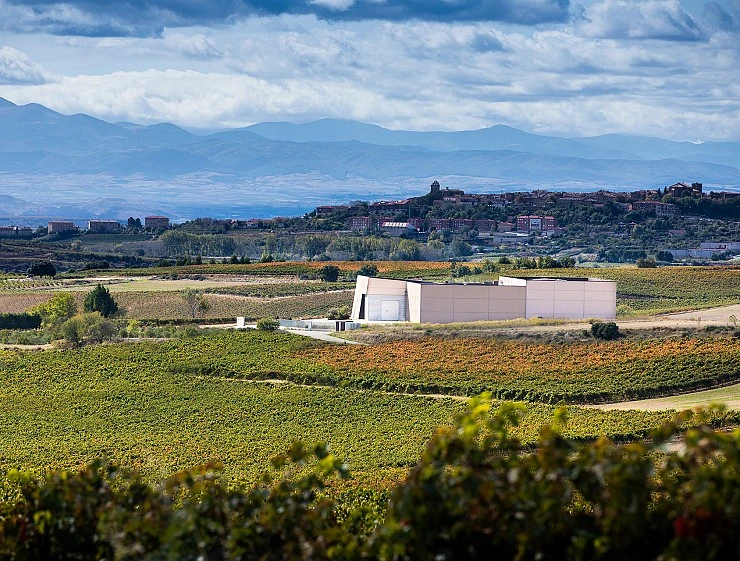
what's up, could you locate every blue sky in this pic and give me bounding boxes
[0,0,738,140]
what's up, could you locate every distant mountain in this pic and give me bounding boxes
[245,119,640,160]
[577,134,740,168]
[0,98,738,220]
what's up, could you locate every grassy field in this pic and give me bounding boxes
[2,331,734,489]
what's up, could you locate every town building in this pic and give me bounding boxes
[368,200,410,214]
[631,201,679,217]
[379,221,417,237]
[349,216,373,231]
[0,226,33,237]
[667,182,703,198]
[47,221,79,234]
[88,219,121,233]
[517,215,558,232]
[351,275,616,323]
[144,216,170,229]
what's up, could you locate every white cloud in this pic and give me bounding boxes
[309,0,356,10]
[0,46,48,84]
[0,12,738,140]
[163,33,223,59]
[580,0,705,41]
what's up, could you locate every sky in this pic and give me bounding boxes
[0,0,738,141]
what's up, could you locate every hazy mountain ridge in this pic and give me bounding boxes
[0,98,738,220]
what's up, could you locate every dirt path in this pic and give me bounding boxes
[589,382,740,411]
[507,303,740,334]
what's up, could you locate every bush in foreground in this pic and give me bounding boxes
[0,399,737,560]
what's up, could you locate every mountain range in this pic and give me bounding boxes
[0,97,738,222]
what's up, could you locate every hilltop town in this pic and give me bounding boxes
[0,180,738,273]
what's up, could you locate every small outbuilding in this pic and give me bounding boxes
[351,275,616,323]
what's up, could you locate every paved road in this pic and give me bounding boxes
[281,328,364,344]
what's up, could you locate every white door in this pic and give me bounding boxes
[381,300,400,321]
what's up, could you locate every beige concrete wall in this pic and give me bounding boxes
[524,278,617,320]
[418,283,526,323]
[583,281,617,319]
[366,277,408,295]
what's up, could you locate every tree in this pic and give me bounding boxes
[449,239,473,257]
[182,289,210,319]
[636,256,657,268]
[28,261,56,277]
[356,264,379,277]
[83,284,119,317]
[319,265,340,282]
[32,292,77,325]
[655,250,674,262]
[299,234,331,259]
[127,217,142,229]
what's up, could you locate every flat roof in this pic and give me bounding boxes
[361,275,614,285]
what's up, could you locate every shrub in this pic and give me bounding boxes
[256,318,280,331]
[318,265,341,282]
[636,257,657,268]
[57,313,116,347]
[591,321,620,340]
[327,306,351,320]
[356,264,379,277]
[0,313,42,330]
[28,261,56,277]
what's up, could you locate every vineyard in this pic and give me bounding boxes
[74,260,454,280]
[204,281,356,298]
[114,290,354,320]
[1,332,736,489]
[300,337,740,403]
[0,289,354,320]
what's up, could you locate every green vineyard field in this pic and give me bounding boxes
[1,332,734,488]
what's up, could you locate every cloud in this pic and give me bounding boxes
[0,46,48,84]
[0,1,572,37]
[580,0,706,41]
[704,1,740,32]
[163,33,223,59]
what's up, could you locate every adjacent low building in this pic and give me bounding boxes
[144,215,170,229]
[351,275,616,323]
[88,219,121,233]
[47,221,79,234]
[0,226,33,237]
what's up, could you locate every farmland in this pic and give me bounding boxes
[1,331,737,489]
[1,263,739,495]
[2,263,738,320]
